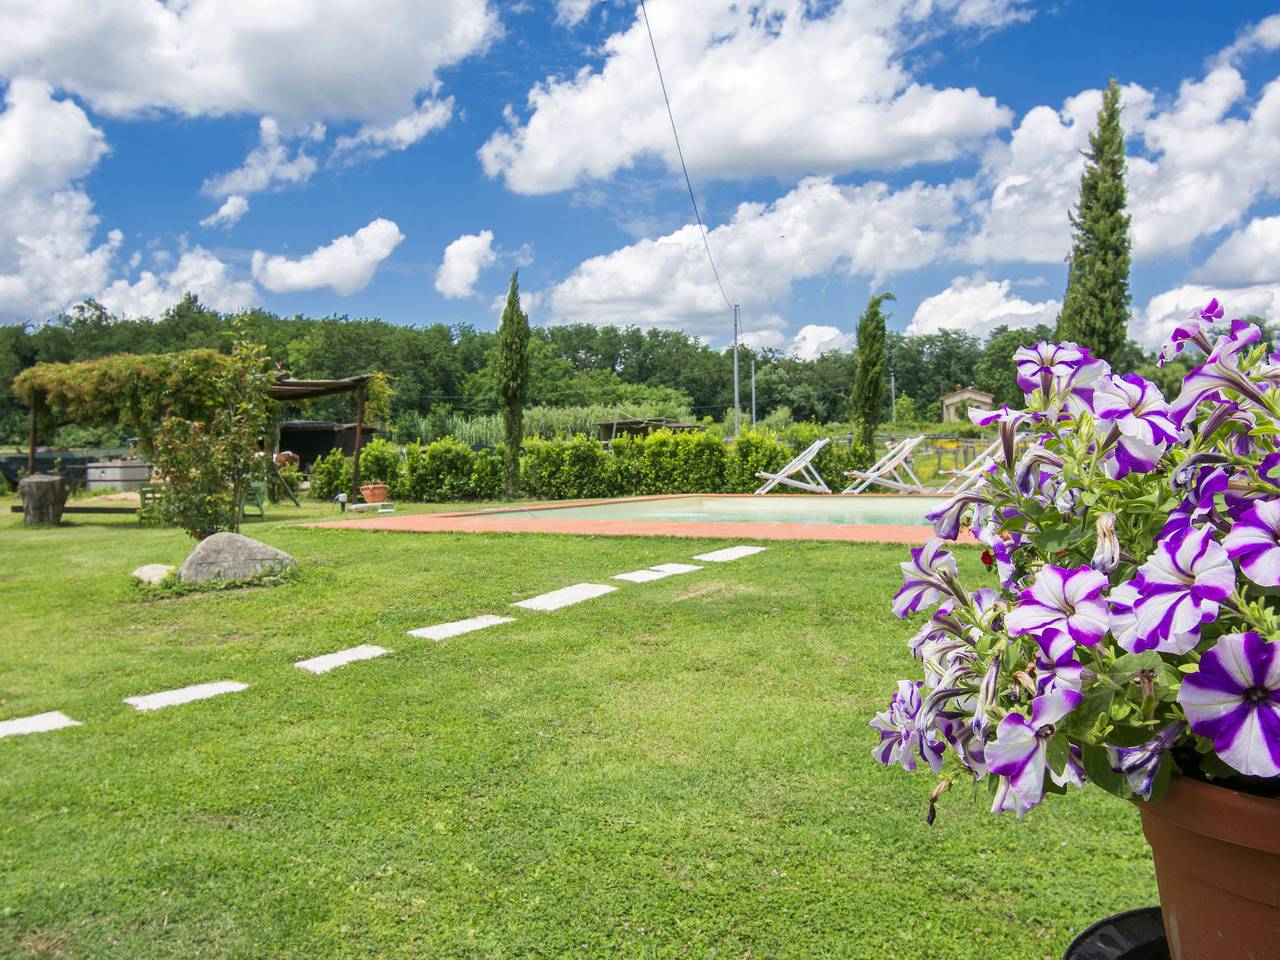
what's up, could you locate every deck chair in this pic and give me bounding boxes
[841,435,926,494]
[937,438,1002,494]
[754,437,832,494]
[138,483,164,526]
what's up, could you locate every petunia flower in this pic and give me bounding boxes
[1107,722,1183,799]
[1157,298,1222,367]
[1171,323,1269,428]
[1006,564,1110,649]
[871,680,946,773]
[987,689,1084,816]
[893,538,960,618]
[1178,632,1280,778]
[1127,526,1235,655]
[1091,374,1178,478]
[926,490,987,541]
[1222,499,1280,587]
[1090,512,1120,574]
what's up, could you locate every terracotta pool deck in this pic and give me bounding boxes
[311,495,974,545]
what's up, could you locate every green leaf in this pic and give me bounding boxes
[1045,734,1069,774]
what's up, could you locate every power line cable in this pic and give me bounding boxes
[638,0,734,313]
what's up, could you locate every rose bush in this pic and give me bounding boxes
[873,299,1280,820]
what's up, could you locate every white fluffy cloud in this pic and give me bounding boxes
[0,78,117,322]
[482,0,1012,194]
[251,218,404,295]
[788,324,854,360]
[1135,282,1280,349]
[0,0,498,123]
[1196,215,1280,285]
[435,230,497,299]
[908,276,1060,336]
[202,117,320,198]
[98,247,257,317]
[199,194,249,229]
[555,0,601,27]
[1216,13,1280,67]
[547,176,960,340]
[331,96,453,163]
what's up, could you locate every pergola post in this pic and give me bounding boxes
[350,385,366,503]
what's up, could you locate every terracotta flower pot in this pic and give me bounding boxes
[359,483,388,503]
[1136,775,1280,959]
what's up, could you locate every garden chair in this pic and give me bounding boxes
[937,438,1002,494]
[841,435,926,494]
[753,437,832,494]
[137,483,164,526]
[240,480,268,521]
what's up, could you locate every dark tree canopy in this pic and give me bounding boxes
[1056,78,1132,362]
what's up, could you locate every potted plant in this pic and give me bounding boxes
[872,299,1280,958]
[359,482,389,503]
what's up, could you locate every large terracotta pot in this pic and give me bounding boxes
[359,483,388,504]
[1137,774,1280,959]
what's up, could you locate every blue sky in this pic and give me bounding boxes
[3,1,1280,356]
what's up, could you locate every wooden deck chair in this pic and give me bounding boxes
[138,483,164,526]
[240,480,268,521]
[754,437,832,494]
[937,438,1002,494]
[841,435,926,494]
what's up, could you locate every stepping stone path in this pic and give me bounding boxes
[693,545,766,562]
[0,710,81,738]
[13,545,768,741]
[295,644,387,674]
[124,680,248,712]
[514,582,616,611]
[408,614,515,641]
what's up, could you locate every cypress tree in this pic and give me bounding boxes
[852,292,893,452]
[1055,78,1131,362]
[496,271,531,498]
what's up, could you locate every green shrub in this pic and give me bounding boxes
[400,438,476,502]
[470,449,503,500]
[724,429,789,492]
[358,437,401,486]
[522,435,611,500]
[636,429,727,494]
[309,448,353,501]
[605,433,646,496]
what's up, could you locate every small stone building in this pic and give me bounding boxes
[940,386,995,423]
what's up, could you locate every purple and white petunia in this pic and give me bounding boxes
[987,689,1084,816]
[1222,499,1280,587]
[1178,632,1280,778]
[1157,298,1222,367]
[871,680,947,773]
[1171,322,1269,428]
[1091,374,1179,478]
[1107,722,1183,799]
[1006,564,1110,651]
[893,539,960,618]
[1126,526,1235,655]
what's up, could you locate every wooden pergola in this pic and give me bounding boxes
[265,375,377,502]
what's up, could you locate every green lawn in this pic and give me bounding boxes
[0,499,1155,959]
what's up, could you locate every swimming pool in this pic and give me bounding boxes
[319,494,955,544]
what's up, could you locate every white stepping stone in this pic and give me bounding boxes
[124,680,248,712]
[650,563,703,574]
[693,545,767,563]
[408,614,515,641]
[612,568,670,583]
[513,583,616,611]
[0,710,81,739]
[295,644,387,674]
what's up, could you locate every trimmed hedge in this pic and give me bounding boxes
[310,428,869,503]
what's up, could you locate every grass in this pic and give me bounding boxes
[0,498,1155,959]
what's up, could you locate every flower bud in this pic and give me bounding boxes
[1091,511,1119,573]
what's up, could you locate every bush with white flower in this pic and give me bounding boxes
[873,298,1280,820]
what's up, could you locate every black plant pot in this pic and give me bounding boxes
[1063,908,1169,960]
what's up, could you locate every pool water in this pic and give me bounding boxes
[506,495,944,527]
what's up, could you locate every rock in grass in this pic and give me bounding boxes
[177,532,296,584]
[132,563,174,585]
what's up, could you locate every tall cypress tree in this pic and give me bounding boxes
[1055,78,1131,362]
[496,271,531,498]
[852,292,893,452]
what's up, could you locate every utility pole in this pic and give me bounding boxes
[732,303,741,437]
[751,353,757,425]
[890,370,896,423]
